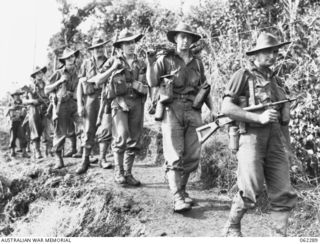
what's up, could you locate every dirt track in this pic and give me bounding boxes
[0,146,274,237]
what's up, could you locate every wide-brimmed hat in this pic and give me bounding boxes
[113,29,144,48]
[246,32,291,56]
[30,66,47,79]
[167,23,202,44]
[88,37,109,50]
[58,48,80,63]
[10,89,24,97]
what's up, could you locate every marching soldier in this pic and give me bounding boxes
[23,66,52,158]
[87,29,148,186]
[221,32,297,236]
[6,90,29,158]
[146,23,216,212]
[45,48,79,169]
[76,37,113,174]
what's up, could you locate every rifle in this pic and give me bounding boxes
[196,98,297,144]
[96,30,119,127]
[46,46,67,119]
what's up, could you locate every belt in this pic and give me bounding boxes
[125,89,139,99]
[173,93,195,102]
[94,88,102,93]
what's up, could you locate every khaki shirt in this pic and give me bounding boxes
[30,80,49,105]
[153,51,206,95]
[104,54,146,84]
[104,54,147,111]
[79,56,108,95]
[48,66,79,100]
[224,62,285,108]
[7,100,25,122]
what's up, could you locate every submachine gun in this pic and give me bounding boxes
[196,98,297,144]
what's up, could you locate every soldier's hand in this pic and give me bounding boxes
[145,49,157,64]
[112,59,122,70]
[209,110,217,122]
[57,76,67,85]
[78,106,85,117]
[259,109,279,124]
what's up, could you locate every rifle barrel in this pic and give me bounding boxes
[244,98,296,112]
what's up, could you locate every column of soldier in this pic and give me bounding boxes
[6,23,299,237]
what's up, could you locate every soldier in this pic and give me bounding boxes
[6,90,29,158]
[87,29,148,186]
[23,66,52,159]
[146,23,216,212]
[45,48,79,169]
[221,32,297,236]
[76,37,113,174]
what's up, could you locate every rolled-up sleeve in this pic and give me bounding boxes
[153,55,167,86]
[79,61,87,78]
[223,69,248,100]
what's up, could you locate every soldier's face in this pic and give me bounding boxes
[35,79,45,89]
[13,95,20,101]
[35,72,44,81]
[65,55,76,67]
[93,46,105,58]
[121,41,136,56]
[255,48,279,67]
[175,33,193,51]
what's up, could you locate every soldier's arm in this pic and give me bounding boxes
[22,97,39,105]
[198,59,217,117]
[138,59,147,83]
[221,69,279,125]
[77,78,85,117]
[44,71,64,95]
[221,97,262,123]
[5,108,12,117]
[22,90,39,105]
[87,57,121,86]
[204,95,217,118]
[146,55,165,87]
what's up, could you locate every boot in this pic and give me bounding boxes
[223,193,247,237]
[98,143,112,169]
[34,141,43,159]
[72,146,83,158]
[54,151,64,169]
[124,152,140,186]
[27,143,31,153]
[181,172,194,205]
[167,170,191,212]
[22,148,30,158]
[114,152,126,184]
[76,148,91,174]
[269,211,290,237]
[45,144,53,157]
[10,148,16,157]
[64,136,77,157]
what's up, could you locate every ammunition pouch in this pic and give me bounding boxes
[159,78,173,104]
[59,92,72,103]
[106,83,116,100]
[132,80,148,96]
[280,102,290,126]
[228,125,240,152]
[192,83,210,110]
[154,100,165,121]
[81,78,95,96]
[110,68,127,97]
